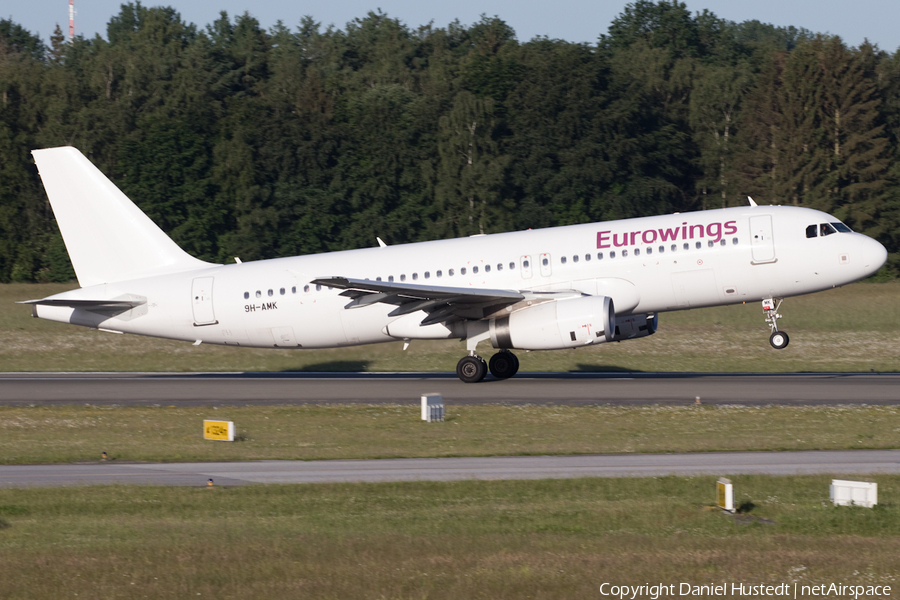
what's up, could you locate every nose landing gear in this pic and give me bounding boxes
[763,298,789,349]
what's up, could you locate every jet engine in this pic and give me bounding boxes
[611,313,658,341]
[489,295,615,350]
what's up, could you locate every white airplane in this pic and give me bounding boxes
[23,147,888,382]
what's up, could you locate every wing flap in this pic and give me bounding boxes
[312,276,525,325]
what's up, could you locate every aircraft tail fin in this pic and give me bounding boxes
[32,147,216,287]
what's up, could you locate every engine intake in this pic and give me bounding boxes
[490,295,615,350]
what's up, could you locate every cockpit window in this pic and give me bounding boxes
[806,224,817,238]
[832,222,852,233]
[820,223,837,236]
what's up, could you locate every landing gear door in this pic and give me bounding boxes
[192,277,218,326]
[749,215,776,264]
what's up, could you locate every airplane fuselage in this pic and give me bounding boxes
[33,205,886,351]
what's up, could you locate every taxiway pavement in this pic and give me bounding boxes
[2,450,900,488]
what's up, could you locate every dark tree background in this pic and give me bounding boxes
[1,0,898,283]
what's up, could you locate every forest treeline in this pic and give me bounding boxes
[1,0,899,283]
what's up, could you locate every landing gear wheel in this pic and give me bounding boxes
[489,351,519,379]
[769,331,789,349]
[457,355,488,383]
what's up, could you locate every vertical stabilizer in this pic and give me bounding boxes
[32,147,216,287]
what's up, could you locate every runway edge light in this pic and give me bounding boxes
[204,419,235,441]
[717,478,734,512]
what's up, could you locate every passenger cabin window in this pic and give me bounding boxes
[707,240,714,248]
[291,286,296,294]
[255,291,262,298]
[509,262,515,270]
[280,288,285,295]
[449,269,455,276]
[497,264,503,271]
[424,272,430,279]
[806,224,818,238]
[437,270,443,278]
[304,285,310,293]
[243,292,249,299]
[732,238,739,245]
[634,249,640,256]
[610,251,616,259]
[646,247,652,255]
[460,267,466,275]
[683,243,689,250]
[585,254,591,261]
[412,273,418,280]
[622,249,628,257]
[598,252,604,260]
[821,223,837,236]
[400,274,406,282]
[659,246,665,253]
[485,265,491,272]
[560,256,567,264]
[388,275,394,282]
[473,266,479,274]
[671,244,677,252]
[720,239,727,246]
[695,242,702,249]
[316,284,322,291]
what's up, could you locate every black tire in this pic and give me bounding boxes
[769,330,789,349]
[457,355,487,383]
[489,352,518,379]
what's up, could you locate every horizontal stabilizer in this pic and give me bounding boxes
[18,298,144,311]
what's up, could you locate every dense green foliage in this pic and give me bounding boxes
[1,1,898,282]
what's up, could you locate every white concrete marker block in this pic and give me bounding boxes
[831,480,877,507]
[421,394,444,422]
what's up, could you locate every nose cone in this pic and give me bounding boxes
[861,236,888,277]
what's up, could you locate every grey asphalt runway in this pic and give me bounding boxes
[2,450,899,488]
[0,372,897,406]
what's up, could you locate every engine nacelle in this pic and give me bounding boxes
[489,295,615,350]
[611,313,658,341]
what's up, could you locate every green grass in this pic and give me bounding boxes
[3,404,900,465]
[1,476,898,599]
[2,281,899,373]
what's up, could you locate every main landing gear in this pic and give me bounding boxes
[456,350,520,383]
[762,298,790,349]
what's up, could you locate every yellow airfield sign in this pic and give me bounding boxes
[203,420,235,441]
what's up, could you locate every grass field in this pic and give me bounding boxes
[1,476,898,599]
[2,404,900,465]
[2,281,899,373]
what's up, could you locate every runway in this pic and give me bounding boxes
[0,372,897,406]
[2,450,899,488]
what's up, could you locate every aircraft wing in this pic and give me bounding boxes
[311,277,526,325]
